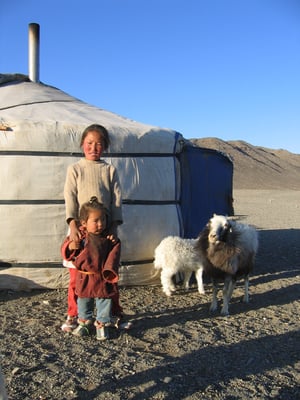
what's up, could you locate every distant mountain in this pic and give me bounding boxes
[190,138,300,190]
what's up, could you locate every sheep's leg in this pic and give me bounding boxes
[195,267,205,294]
[174,272,184,285]
[221,277,236,316]
[182,271,192,290]
[243,275,249,303]
[160,270,176,297]
[210,279,218,312]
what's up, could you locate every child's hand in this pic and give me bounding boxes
[69,240,80,250]
[69,220,82,245]
[106,234,118,244]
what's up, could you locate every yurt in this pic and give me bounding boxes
[0,26,233,290]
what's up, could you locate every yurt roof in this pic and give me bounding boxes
[0,73,184,155]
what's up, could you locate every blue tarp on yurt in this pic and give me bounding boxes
[180,144,233,238]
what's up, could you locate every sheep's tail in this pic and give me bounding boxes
[153,261,160,270]
[153,253,161,270]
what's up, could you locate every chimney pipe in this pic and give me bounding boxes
[28,23,40,82]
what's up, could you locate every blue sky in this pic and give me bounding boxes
[1,0,300,154]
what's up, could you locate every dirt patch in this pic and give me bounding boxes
[1,190,300,399]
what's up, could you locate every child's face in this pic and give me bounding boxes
[82,131,104,161]
[82,210,107,234]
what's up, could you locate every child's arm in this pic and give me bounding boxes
[61,237,80,261]
[102,240,121,283]
[107,221,120,243]
[68,219,82,246]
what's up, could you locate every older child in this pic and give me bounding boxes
[61,124,124,332]
[61,197,120,340]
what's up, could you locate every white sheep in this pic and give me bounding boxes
[196,214,259,315]
[153,236,205,297]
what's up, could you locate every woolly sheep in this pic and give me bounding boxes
[196,214,259,315]
[153,236,205,297]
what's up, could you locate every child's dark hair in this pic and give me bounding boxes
[80,124,110,150]
[79,196,108,222]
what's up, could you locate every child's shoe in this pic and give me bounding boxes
[61,316,78,332]
[72,319,93,337]
[95,321,109,341]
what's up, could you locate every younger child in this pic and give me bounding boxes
[61,197,121,340]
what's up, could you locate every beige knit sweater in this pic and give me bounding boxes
[64,158,123,225]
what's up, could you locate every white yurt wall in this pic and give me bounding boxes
[0,75,184,289]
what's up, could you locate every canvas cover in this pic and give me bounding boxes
[0,75,184,289]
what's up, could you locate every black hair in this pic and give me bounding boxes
[79,196,108,222]
[80,124,110,150]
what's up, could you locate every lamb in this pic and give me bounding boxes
[153,236,205,297]
[196,214,259,316]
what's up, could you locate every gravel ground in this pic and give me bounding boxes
[0,190,300,400]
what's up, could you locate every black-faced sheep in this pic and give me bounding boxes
[153,236,205,297]
[196,214,259,315]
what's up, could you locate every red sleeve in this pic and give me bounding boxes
[102,240,121,283]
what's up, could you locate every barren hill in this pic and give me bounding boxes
[190,138,300,190]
